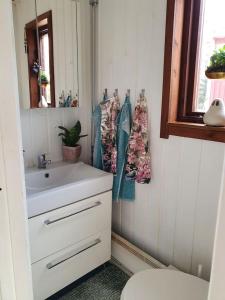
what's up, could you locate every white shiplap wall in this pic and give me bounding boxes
[97,0,225,280]
[21,108,91,167]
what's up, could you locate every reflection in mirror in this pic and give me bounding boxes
[38,12,55,107]
[12,0,36,109]
[13,0,80,109]
[25,11,55,108]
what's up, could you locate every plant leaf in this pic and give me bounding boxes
[59,121,85,147]
[74,121,81,136]
[58,132,66,137]
[79,134,88,138]
[58,126,69,134]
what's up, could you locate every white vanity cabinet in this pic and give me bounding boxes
[29,191,112,300]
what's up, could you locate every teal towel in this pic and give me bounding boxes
[93,105,103,170]
[112,96,135,201]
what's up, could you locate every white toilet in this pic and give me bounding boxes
[121,269,209,300]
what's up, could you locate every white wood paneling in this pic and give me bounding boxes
[158,137,182,265]
[172,139,202,273]
[112,201,121,233]
[46,108,63,162]
[121,201,135,243]
[97,0,225,280]
[191,141,225,279]
[208,159,225,300]
[21,108,90,167]
[30,110,49,161]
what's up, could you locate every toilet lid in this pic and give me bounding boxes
[121,269,209,300]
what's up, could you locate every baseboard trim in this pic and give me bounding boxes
[110,257,133,277]
[111,232,166,274]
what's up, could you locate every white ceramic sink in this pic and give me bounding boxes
[25,162,113,218]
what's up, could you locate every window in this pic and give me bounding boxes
[161,0,225,143]
[25,11,55,108]
[195,0,225,112]
[39,23,51,105]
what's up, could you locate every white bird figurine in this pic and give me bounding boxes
[203,98,225,126]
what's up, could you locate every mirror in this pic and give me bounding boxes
[13,0,80,109]
[13,0,36,109]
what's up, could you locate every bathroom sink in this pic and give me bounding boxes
[25,162,113,218]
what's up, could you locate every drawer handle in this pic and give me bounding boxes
[44,201,101,225]
[46,238,101,269]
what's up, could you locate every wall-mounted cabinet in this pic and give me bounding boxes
[13,0,81,109]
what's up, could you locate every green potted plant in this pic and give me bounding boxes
[205,45,225,79]
[39,71,49,87]
[58,121,87,162]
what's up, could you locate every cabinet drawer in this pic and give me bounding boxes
[29,191,112,263]
[32,230,111,300]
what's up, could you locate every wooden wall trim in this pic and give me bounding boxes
[160,0,185,138]
[46,11,56,108]
[168,122,225,143]
[160,0,176,139]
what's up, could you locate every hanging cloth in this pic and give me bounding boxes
[100,96,120,174]
[125,95,151,184]
[112,95,135,201]
[93,104,103,169]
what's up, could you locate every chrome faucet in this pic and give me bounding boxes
[38,154,51,169]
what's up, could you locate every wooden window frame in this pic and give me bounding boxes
[25,20,39,108]
[160,0,225,143]
[25,10,55,108]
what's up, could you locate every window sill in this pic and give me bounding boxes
[166,122,225,143]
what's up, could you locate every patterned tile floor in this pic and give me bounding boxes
[47,263,129,300]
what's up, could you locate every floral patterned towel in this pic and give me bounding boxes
[100,96,120,174]
[125,95,151,184]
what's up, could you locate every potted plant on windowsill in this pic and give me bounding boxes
[58,121,87,162]
[205,45,225,79]
[41,74,49,88]
[40,73,49,88]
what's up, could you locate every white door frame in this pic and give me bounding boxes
[0,1,33,299]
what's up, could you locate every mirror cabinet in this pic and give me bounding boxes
[13,0,80,109]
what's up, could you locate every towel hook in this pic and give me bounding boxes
[103,88,108,99]
[126,89,130,97]
[140,89,145,98]
[114,88,118,97]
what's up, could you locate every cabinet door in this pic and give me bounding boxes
[29,191,112,263]
[32,230,111,300]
